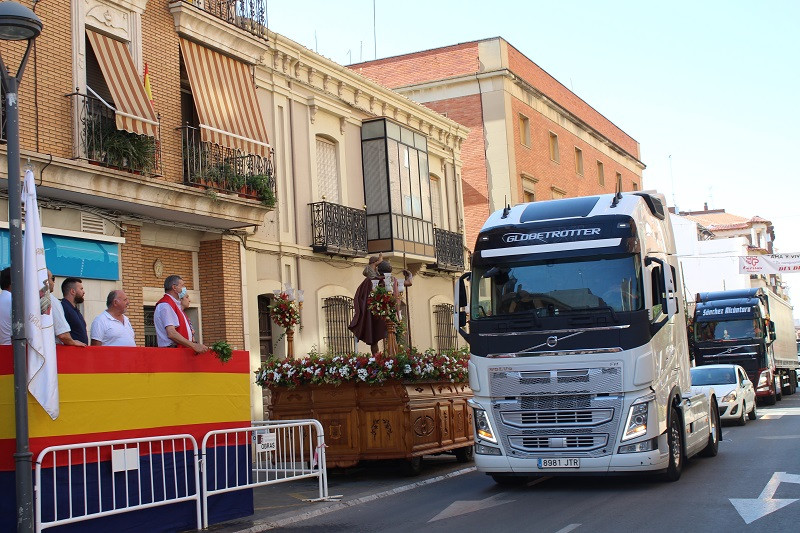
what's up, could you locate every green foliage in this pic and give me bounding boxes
[87,114,155,175]
[211,340,233,363]
[247,172,276,207]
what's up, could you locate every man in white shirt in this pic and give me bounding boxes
[153,275,207,353]
[48,270,86,346]
[0,267,11,345]
[90,289,136,347]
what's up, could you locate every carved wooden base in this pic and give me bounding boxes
[269,381,474,468]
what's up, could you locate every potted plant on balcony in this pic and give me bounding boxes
[247,172,276,207]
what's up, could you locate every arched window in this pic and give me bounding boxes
[433,303,457,351]
[323,296,355,354]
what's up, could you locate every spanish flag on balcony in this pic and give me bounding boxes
[143,62,154,107]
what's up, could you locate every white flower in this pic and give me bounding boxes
[404,364,412,374]
[357,368,368,381]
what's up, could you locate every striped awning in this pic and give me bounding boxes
[179,38,270,158]
[86,30,158,138]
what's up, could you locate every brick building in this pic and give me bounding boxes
[350,38,646,247]
[0,0,468,418]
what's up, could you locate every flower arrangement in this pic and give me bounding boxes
[367,285,402,326]
[255,347,469,388]
[269,292,301,330]
[210,340,233,363]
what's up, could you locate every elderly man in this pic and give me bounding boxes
[48,270,86,346]
[90,290,136,347]
[154,275,207,353]
[61,277,88,345]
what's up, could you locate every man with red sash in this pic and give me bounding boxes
[154,274,207,353]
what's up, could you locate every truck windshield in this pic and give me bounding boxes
[471,255,643,318]
[694,319,759,342]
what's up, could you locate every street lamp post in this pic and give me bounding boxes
[0,3,43,532]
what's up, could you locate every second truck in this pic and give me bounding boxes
[693,287,797,404]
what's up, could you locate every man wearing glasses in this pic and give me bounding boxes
[48,270,86,347]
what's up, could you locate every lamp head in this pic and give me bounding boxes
[0,2,42,41]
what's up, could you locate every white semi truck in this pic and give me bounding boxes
[457,191,720,483]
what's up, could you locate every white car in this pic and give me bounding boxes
[691,364,757,426]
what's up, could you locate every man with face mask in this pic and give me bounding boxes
[154,275,207,353]
[49,270,86,346]
[61,277,89,345]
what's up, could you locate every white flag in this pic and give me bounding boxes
[23,169,59,419]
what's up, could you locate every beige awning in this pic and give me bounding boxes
[86,30,158,138]
[179,38,270,158]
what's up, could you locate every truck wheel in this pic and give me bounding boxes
[700,402,720,457]
[748,402,758,421]
[662,406,684,481]
[454,445,474,463]
[490,473,528,486]
[736,402,747,426]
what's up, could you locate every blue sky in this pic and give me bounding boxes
[267,0,800,317]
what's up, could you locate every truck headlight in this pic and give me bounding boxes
[473,408,497,444]
[721,391,737,403]
[622,393,654,441]
[757,370,770,389]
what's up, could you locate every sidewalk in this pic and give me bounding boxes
[207,456,476,532]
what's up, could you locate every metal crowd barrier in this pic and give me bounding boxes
[34,434,201,532]
[201,419,339,529]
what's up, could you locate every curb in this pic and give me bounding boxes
[230,466,477,532]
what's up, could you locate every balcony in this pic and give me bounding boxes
[179,0,267,41]
[430,228,465,272]
[69,92,161,175]
[309,201,368,257]
[179,125,275,207]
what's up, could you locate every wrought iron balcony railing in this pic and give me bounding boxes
[432,228,465,272]
[183,0,268,41]
[179,125,275,207]
[310,201,368,257]
[68,92,161,175]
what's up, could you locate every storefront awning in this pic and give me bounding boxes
[179,37,270,158]
[86,30,159,138]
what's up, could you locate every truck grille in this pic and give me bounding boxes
[508,434,608,452]
[501,409,613,428]
[489,363,623,458]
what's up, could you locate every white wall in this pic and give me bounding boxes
[671,215,751,302]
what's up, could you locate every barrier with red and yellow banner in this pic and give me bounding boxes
[0,345,253,531]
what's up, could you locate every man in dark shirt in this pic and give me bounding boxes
[61,277,88,345]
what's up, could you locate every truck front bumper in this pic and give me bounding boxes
[474,433,670,474]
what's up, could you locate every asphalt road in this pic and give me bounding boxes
[265,392,800,533]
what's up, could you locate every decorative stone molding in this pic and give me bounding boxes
[309,104,318,124]
[169,0,267,65]
[307,67,316,84]
[85,3,129,40]
[339,117,346,135]
[353,89,362,106]
[337,81,345,98]
[322,74,330,92]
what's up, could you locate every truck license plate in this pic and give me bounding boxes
[538,458,580,469]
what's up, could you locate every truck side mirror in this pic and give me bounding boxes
[455,272,471,342]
